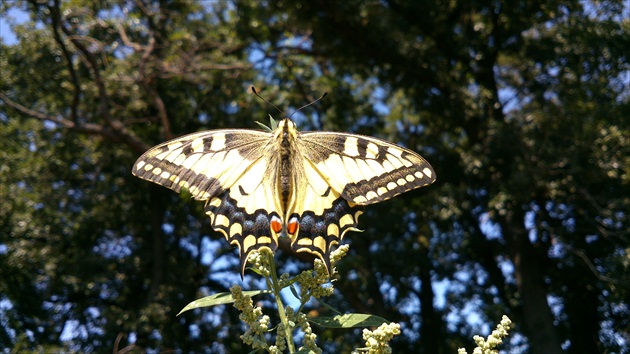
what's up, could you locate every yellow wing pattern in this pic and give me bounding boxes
[132,129,270,200]
[132,118,435,275]
[300,132,435,205]
[133,129,283,274]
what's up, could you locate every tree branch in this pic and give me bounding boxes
[118,22,173,139]
[48,0,80,123]
[1,92,149,153]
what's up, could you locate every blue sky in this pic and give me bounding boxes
[0,6,27,45]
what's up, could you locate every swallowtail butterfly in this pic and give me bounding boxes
[132,96,435,275]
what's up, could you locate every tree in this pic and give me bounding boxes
[1,0,628,352]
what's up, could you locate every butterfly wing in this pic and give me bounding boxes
[132,129,271,200]
[132,129,281,275]
[203,157,282,275]
[285,131,435,272]
[287,159,364,272]
[299,132,436,205]
[132,123,437,275]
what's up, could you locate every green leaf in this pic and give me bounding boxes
[308,313,389,328]
[254,120,273,132]
[254,115,278,132]
[177,290,270,316]
[268,115,278,130]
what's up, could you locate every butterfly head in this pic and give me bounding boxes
[275,118,299,138]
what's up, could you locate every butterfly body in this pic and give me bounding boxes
[133,117,435,275]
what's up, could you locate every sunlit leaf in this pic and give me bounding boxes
[308,314,389,328]
[177,290,270,316]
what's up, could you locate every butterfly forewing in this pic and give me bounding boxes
[132,130,271,200]
[299,132,436,205]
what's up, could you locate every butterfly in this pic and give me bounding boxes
[132,104,435,276]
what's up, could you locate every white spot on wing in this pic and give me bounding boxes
[188,153,213,175]
[354,195,367,204]
[156,142,182,160]
[191,138,205,153]
[188,185,199,196]
[365,142,379,159]
[344,137,360,157]
[210,134,226,151]
[208,198,221,207]
[164,147,186,163]
[305,162,332,195]
[173,153,186,165]
[205,151,228,171]
[365,190,378,201]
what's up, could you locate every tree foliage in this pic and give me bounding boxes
[1,0,628,353]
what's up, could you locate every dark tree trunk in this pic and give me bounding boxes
[418,233,446,354]
[501,211,563,354]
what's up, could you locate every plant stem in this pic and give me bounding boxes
[265,251,296,353]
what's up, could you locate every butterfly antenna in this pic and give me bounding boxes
[288,92,328,119]
[251,86,284,117]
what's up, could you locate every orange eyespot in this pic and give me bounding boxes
[287,216,299,236]
[270,215,283,234]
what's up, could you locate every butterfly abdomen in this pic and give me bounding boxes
[278,120,296,213]
[274,119,304,239]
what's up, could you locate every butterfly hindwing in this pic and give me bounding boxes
[299,132,436,205]
[204,157,281,275]
[287,159,364,271]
